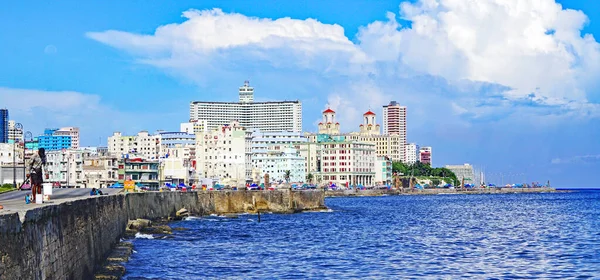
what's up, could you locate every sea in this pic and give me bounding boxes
[123,191,600,279]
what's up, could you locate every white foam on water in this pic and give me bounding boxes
[210,214,218,217]
[135,232,154,239]
[184,216,201,221]
[247,219,255,222]
[320,209,334,213]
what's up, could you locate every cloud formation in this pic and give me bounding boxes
[86,1,600,127]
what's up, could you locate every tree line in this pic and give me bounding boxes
[392,161,460,186]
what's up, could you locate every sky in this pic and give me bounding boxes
[1,0,600,188]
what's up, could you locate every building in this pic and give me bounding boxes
[190,81,302,133]
[445,163,475,185]
[25,137,39,153]
[252,145,305,184]
[7,120,23,143]
[382,101,407,136]
[119,158,159,189]
[180,120,208,135]
[45,149,84,187]
[82,154,119,189]
[298,134,376,187]
[197,121,252,186]
[53,127,80,149]
[158,132,195,151]
[419,146,432,165]
[0,109,7,143]
[0,143,23,165]
[337,110,405,162]
[160,144,197,185]
[38,128,73,151]
[108,131,160,160]
[318,108,340,134]
[405,143,419,165]
[375,156,393,185]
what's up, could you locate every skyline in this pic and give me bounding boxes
[1,0,600,188]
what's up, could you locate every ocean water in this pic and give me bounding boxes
[123,191,600,279]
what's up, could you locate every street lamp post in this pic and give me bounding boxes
[22,131,32,185]
[13,123,22,188]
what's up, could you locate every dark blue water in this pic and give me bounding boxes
[123,191,600,279]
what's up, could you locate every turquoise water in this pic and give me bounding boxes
[124,191,600,279]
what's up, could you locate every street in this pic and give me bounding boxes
[0,188,122,213]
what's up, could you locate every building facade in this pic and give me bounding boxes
[7,120,23,143]
[180,120,208,135]
[190,81,302,133]
[382,101,407,136]
[298,134,376,187]
[375,156,393,185]
[0,143,23,165]
[345,110,405,162]
[419,146,432,165]
[160,144,197,185]
[0,109,7,143]
[197,121,252,186]
[119,158,160,189]
[53,127,80,149]
[445,163,475,185]
[405,143,420,165]
[82,155,119,189]
[108,131,160,160]
[38,128,73,151]
[45,149,84,187]
[252,146,305,184]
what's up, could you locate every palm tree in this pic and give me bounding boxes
[306,173,313,184]
[284,170,291,183]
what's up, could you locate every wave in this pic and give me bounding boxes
[135,233,154,239]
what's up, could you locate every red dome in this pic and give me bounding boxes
[363,110,376,116]
[335,122,339,125]
[323,108,336,114]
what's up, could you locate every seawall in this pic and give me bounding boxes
[325,187,559,197]
[0,190,325,280]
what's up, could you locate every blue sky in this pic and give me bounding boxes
[1,0,600,188]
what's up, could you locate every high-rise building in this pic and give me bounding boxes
[405,143,419,165]
[0,109,8,143]
[382,101,407,136]
[190,81,302,133]
[419,146,432,165]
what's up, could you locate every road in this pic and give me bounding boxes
[0,188,122,213]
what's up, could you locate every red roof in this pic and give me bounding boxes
[318,122,323,125]
[335,122,339,124]
[363,110,376,116]
[323,108,336,114]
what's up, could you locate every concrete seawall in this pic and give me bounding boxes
[0,190,325,280]
[325,187,559,197]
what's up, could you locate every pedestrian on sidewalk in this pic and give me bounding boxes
[26,148,47,202]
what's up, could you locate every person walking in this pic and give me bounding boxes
[26,148,47,202]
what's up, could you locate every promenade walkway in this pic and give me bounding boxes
[0,188,121,215]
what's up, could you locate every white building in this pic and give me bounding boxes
[298,136,377,187]
[108,131,160,160]
[180,120,208,135]
[405,143,419,165]
[197,121,252,186]
[445,163,475,185]
[53,127,80,149]
[0,143,23,165]
[82,155,119,189]
[7,120,23,143]
[375,156,393,185]
[190,81,302,133]
[46,149,84,187]
[160,144,197,185]
[252,145,305,183]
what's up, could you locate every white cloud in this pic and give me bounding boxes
[86,8,371,75]
[358,0,600,105]
[551,154,600,164]
[0,88,175,144]
[86,2,600,123]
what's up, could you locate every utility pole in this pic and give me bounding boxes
[13,123,22,188]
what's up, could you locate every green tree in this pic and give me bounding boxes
[306,173,314,184]
[284,170,291,183]
[431,178,441,187]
